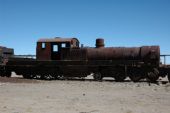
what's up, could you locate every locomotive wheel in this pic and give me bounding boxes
[5,71,12,77]
[34,75,41,79]
[0,75,5,77]
[54,75,59,80]
[129,74,142,82]
[93,72,103,81]
[0,72,5,77]
[147,68,159,82]
[40,75,45,80]
[54,75,64,80]
[129,69,143,82]
[0,67,5,77]
[41,74,53,80]
[31,74,36,79]
[114,72,126,82]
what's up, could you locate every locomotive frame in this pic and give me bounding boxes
[1,37,170,82]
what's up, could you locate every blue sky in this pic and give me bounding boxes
[0,0,170,63]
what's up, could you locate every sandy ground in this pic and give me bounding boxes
[0,74,170,113]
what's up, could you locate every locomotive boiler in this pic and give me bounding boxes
[87,39,160,65]
[1,37,170,82]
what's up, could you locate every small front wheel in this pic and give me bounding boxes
[114,73,126,82]
[93,72,103,81]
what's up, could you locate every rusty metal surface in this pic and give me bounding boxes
[36,42,52,60]
[61,48,87,60]
[36,37,80,60]
[0,46,14,65]
[37,37,79,43]
[0,46,14,57]
[86,46,160,62]
[86,47,141,60]
[36,37,160,63]
[141,46,160,64]
[0,37,167,82]
[96,38,105,48]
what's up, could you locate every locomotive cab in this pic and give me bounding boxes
[36,37,79,60]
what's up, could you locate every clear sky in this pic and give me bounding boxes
[0,0,170,63]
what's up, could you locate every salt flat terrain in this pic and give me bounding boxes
[0,75,170,113]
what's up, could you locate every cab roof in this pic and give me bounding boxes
[37,37,79,43]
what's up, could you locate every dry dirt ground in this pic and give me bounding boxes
[0,74,170,113]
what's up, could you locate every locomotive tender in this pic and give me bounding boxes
[1,37,170,82]
[0,46,14,77]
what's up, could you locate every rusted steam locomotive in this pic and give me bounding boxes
[0,37,170,82]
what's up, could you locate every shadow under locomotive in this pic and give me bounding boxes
[14,75,168,85]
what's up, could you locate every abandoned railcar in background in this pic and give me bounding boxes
[0,46,14,77]
[1,37,170,82]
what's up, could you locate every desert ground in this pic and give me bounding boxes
[0,73,170,113]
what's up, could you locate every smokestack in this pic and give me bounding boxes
[96,38,105,48]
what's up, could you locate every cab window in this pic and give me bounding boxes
[53,45,58,52]
[42,42,46,49]
[61,43,66,48]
